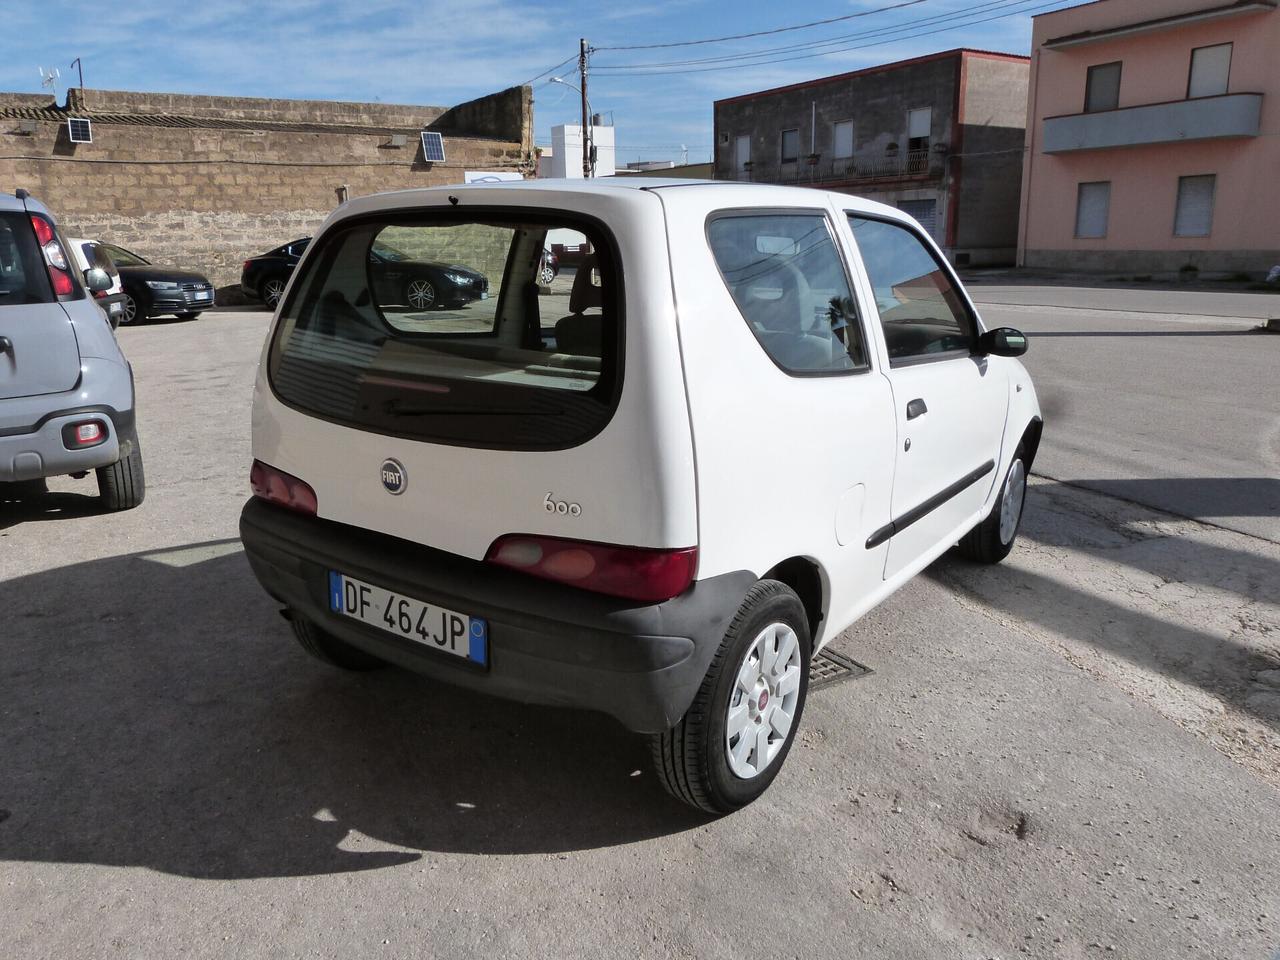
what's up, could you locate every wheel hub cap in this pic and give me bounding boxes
[725,621,803,780]
[999,459,1026,545]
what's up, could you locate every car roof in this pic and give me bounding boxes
[334,178,911,226]
[0,191,51,217]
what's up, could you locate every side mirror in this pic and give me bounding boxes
[84,267,113,293]
[978,326,1028,357]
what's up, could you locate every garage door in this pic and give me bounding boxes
[897,199,937,239]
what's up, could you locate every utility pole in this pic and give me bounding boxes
[70,58,84,90]
[579,38,591,178]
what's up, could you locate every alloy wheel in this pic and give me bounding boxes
[264,279,286,309]
[725,621,804,779]
[121,295,137,325]
[407,279,436,310]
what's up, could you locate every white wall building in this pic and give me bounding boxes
[546,123,617,178]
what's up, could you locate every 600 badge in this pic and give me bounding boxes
[544,492,581,517]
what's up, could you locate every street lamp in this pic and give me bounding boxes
[550,76,595,178]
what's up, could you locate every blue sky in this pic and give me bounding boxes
[5,0,1079,166]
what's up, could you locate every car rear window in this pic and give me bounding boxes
[0,213,54,305]
[267,210,622,450]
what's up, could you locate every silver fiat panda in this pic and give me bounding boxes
[0,190,144,510]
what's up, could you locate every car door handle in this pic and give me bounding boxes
[0,336,12,355]
[906,398,928,420]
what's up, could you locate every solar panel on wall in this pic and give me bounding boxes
[421,131,446,163]
[67,117,92,143]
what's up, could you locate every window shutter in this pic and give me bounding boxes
[1174,175,1215,237]
[1074,182,1110,238]
[833,121,854,159]
[907,108,931,140]
[1188,44,1231,98]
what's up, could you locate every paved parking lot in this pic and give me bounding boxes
[2,294,1278,960]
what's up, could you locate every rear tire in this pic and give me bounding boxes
[96,438,146,511]
[289,614,385,671]
[651,580,811,814]
[957,445,1027,564]
[262,276,287,310]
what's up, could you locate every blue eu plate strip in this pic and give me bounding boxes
[469,618,488,666]
[329,571,343,612]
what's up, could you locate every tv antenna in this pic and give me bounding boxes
[39,66,60,95]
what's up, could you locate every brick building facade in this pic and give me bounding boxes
[0,85,533,295]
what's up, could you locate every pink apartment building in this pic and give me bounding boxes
[1018,0,1279,274]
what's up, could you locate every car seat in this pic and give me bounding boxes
[554,256,609,357]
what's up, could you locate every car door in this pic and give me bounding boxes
[841,212,1009,581]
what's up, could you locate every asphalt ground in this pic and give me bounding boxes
[1,295,1278,960]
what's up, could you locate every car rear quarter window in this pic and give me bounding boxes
[706,212,867,375]
[268,211,622,450]
[0,213,54,305]
[847,215,975,364]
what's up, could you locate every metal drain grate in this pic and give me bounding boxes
[809,648,873,691]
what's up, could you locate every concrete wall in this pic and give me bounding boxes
[714,53,959,186]
[954,56,1031,260]
[712,50,1028,266]
[1018,0,1280,274]
[0,86,533,295]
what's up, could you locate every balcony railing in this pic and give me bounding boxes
[1042,92,1263,153]
[732,148,941,185]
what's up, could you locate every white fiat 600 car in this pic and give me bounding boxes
[240,179,1041,813]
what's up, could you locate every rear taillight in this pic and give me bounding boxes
[243,260,252,273]
[61,419,109,449]
[29,215,73,297]
[485,534,697,603]
[250,459,317,515]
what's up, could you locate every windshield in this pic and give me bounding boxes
[268,211,621,450]
[101,243,149,267]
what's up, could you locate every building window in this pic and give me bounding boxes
[1074,181,1111,238]
[780,128,800,163]
[1188,43,1232,98]
[907,107,932,151]
[1084,62,1122,113]
[833,120,854,159]
[1174,175,1216,237]
[735,134,751,174]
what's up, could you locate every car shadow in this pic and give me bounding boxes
[1045,477,1280,523]
[0,541,707,880]
[0,488,107,530]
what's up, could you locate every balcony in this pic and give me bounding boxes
[1042,92,1263,153]
[736,148,942,185]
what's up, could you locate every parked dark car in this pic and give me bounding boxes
[98,243,215,324]
[241,237,309,310]
[242,236,488,312]
[368,239,488,310]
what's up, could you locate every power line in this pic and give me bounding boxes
[591,0,1068,76]
[594,0,1040,71]
[520,55,578,88]
[593,0,932,51]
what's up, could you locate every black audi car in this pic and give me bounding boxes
[99,243,216,324]
[240,236,488,311]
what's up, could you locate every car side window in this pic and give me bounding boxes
[847,216,975,363]
[707,213,867,375]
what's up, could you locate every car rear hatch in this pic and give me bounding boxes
[253,188,697,589]
[0,211,82,401]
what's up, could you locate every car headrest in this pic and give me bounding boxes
[569,256,603,314]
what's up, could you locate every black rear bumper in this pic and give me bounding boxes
[239,498,752,733]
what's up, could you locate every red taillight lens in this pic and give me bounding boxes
[243,260,252,273]
[29,215,73,297]
[250,459,317,516]
[29,215,53,245]
[485,534,697,603]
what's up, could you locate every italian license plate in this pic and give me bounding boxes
[108,301,122,315]
[328,572,488,666]
[196,289,213,300]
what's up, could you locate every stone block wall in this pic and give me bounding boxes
[0,86,534,297]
